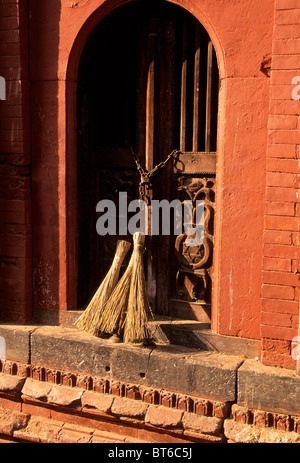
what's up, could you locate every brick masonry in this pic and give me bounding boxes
[262,0,300,370]
[0,0,32,323]
[0,361,299,443]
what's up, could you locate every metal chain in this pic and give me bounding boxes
[131,148,180,203]
[131,148,180,179]
[148,149,180,177]
[130,148,147,179]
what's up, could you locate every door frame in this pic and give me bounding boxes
[65,0,225,332]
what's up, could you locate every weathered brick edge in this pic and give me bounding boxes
[0,359,229,443]
[0,358,231,417]
[0,359,300,443]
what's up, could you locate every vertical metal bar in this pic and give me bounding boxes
[180,21,188,152]
[145,28,157,174]
[136,22,147,169]
[205,40,213,152]
[145,21,158,310]
[146,58,155,172]
[192,26,201,152]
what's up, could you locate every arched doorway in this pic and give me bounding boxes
[75,0,219,323]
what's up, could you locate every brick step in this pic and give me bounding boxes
[0,434,19,443]
[0,406,151,444]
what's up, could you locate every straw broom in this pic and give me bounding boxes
[122,232,153,344]
[75,240,131,336]
[96,247,135,337]
[97,232,153,344]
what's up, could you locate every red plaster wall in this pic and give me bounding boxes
[0,0,31,323]
[1,0,299,370]
[261,0,300,369]
[30,0,274,336]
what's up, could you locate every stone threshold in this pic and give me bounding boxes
[0,323,299,417]
[35,309,261,358]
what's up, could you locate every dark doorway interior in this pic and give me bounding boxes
[76,1,219,322]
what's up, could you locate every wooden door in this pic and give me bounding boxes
[76,2,219,322]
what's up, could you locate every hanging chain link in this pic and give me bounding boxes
[131,148,180,202]
[147,149,180,177]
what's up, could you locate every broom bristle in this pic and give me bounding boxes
[75,240,131,336]
[122,232,153,344]
[97,263,133,336]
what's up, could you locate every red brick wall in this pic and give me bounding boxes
[262,0,300,369]
[0,0,31,323]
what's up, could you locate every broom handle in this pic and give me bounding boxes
[132,233,145,250]
[127,237,145,268]
[110,240,132,279]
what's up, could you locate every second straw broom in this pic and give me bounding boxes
[75,240,131,336]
